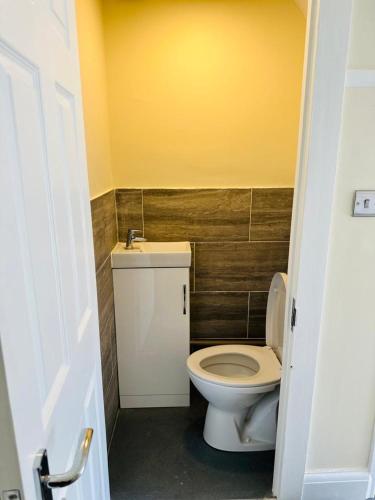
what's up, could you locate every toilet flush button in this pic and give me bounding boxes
[353,191,375,217]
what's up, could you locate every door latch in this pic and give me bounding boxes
[34,450,53,500]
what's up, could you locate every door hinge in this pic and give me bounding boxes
[291,298,297,331]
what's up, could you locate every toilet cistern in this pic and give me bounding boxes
[126,228,147,249]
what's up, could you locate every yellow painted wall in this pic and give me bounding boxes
[102,0,305,188]
[76,0,113,198]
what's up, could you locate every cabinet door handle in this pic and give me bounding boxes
[183,284,187,315]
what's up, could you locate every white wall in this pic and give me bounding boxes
[306,0,375,471]
[348,0,375,69]
[0,343,22,494]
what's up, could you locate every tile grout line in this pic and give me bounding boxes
[96,253,112,275]
[106,363,117,395]
[190,290,269,294]
[249,188,253,242]
[107,408,120,455]
[141,189,145,237]
[193,242,196,292]
[193,240,289,244]
[115,187,291,190]
[114,188,119,242]
[108,343,114,394]
[247,291,251,338]
[101,305,115,341]
[191,338,266,342]
[191,337,266,340]
[191,337,266,339]
[105,368,120,453]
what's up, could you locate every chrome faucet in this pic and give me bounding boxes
[126,228,147,249]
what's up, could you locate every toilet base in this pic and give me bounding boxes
[203,388,280,452]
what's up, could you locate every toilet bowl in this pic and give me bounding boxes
[187,272,287,452]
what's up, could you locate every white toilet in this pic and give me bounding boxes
[187,272,287,452]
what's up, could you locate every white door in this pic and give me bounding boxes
[0,0,110,499]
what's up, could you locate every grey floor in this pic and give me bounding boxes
[108,390,274,500]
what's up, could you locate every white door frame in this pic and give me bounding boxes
[344,66,375,500]
[273,1,354,498]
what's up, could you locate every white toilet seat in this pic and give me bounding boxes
[187,344,281,388]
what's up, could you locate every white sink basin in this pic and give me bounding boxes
[111,241,191,268]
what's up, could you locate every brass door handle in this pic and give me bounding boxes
[35,428,93,498]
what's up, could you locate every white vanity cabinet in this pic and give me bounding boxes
[111,242,191,408]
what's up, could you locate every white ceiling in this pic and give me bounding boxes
[294,0,308,17]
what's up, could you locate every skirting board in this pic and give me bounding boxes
[302,470,370,500]
[120,394,189,408]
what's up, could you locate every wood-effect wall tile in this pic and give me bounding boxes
[96,257,114,333]
[190,339,265,352]
[143,189,251,241]
[251,188,293,241]
[91,190,117,271]
[190,243,195,292]
[110,319,118,373]
[191,292,248,339]
[91,191,119,445]
[100,313,115,395]
[104,369,119,442]
[195,242,289,292]
[116,189,143,242]
[248,292,268,339]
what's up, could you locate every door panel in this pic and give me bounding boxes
[0,1,110,498]
[0,41,67,400]
[50,0,70,46]
[53,83,93,340]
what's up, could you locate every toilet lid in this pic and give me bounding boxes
[266,272,287,361]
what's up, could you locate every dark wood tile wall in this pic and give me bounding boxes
[116,189,143,240]
[115,188,293,346]
[142,189,251,242]
[91,189,118,272]
[90,190,119,443]
[194,241,289,291]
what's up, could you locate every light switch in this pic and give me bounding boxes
[353,190,375,217]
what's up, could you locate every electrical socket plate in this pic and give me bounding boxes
[353,190,375,217]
